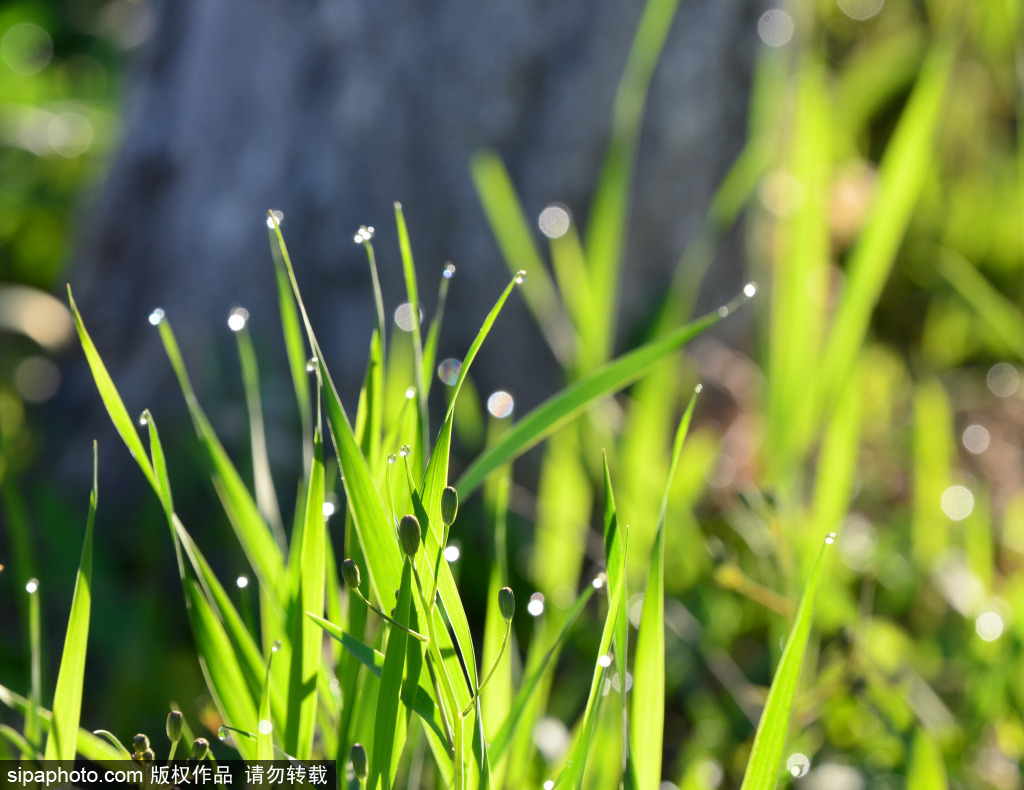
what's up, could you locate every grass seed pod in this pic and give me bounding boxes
[399,514,421,558]
[351,743,368,780]
[191,737,209,760]
[342,558,361,589]
[166,711,183,744]
[441,485,459,527]
[499,586,515,622]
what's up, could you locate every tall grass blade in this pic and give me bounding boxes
[67,287,156,490]
[457,291,750,495]
[369,562,414,790]
[394,202,429,465]
[43,442,97,761]
[738,536,834,790]
[907,729,948,790]
[632,388,698,789]
[256,652,274,761]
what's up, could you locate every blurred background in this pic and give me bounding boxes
[2,0,1023,787]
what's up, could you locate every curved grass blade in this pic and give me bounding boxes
[185,579,257,761]
[67,288,155,490]
[43,442,97,760]
[91,730,132,759]
[1,724,38,759]
[738,536,834,790]
[631,387,699,788]
[394,202,429,466]
[457,290,751,495]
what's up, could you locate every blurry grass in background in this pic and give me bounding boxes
[2,0,1024,788]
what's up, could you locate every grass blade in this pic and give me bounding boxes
[738,535,834,790]
[256,652,274,761]
[394,202,429,466]
[457,290,751,495]
[0,685,124,762]
[907,730,948,790]
[67,287,155,491]
[43,442,97,760]
[631,388,699,788]
[370,561,414,790]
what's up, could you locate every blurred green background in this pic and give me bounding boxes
[3,0,1024,787]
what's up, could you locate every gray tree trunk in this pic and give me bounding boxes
[63,0,762,483]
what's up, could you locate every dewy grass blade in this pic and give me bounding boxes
[156,318,285,596]
[738,535,835,790]
[139,409,173,521]
[370,561,415,790]
[269,214,313,470]
[43,442,97,761]
[632,388,698,788]
[394,202,429,464]
[457,289,752,495]
[67,288,156,491]
[422,265,453,399]
[553,539,628,790]
[185,579,258,761]
[90,730,133,759]
[256,650,275,761]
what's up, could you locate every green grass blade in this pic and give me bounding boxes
[394,202,429,465]
[553,536,629,789]
[738,536,834,790]
[269,215,313,470]
[583,0,682,365]
[907,730,948,790]
[457,291,750,495]
[67,287,156,491]
[185,579,258,760]
[631,388,698,788]
[817,39,956,419]
[490,585,595,762]
[288,395,326,757]
[157,318,285,595]
[370,561,414,790]
[422,266,453,398]
[235,324,286,548]
[937,249,1024,359]
[139,410,173,521]
[1,724,38,759]
[470,151,575,365]
[90,730,132,760]
[43,441,97,760]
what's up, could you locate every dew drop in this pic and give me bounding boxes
[744,282,758,298]
[399,445,411,458]
[786,753,810,778]
[717,306,730,318]
[236,575,249,589]
[387,454,397,464]
[514,270,528,285]
[592,573,606,589]
[543,782,554,790]
[825,532,836,545]
[322,502,336,518]
[487,390,515,419]
[352,225,375,244]
[443,263,456,279]
[597,653,613,668]
[695,383,703,394]
[257,719,273,735]
[527,592,545,617]
[271,639,282,653]
[25,578,39,594]
[437,358,461,386]
[444,544,461,562]
[266,210,284,229]
[138,411,149,427]
[305,357,317,372]
[148,308,165,326]
[227,307,249,332]
[217,726,230,741]
[405,386,416,400]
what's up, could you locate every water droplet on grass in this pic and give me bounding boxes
[266,210,284,228]
[387,454,397,464]
[138,412,149,426]
[236,575,249,589]
[444,544,461,562]
[217,726,230,741]
[443,263,456,279]
[322,502,336,517]
[258,719,273,735]
[825,532,836,545]
[592,573,606,589]
[437,358,461,385]
[597,653,613,668]
[786,753,810,778]
[148,308,165,326]
[405,387,416,399]
[305,357,317,372]
[514,270,527,284]
[227,307,249,332]
[271,640,281,653]
[717,306,730,318]
[527,593,545,616]
[695,383,703,394]
[744,282,758,298]
[25,578,39,594]
[399,445,411,458]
